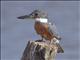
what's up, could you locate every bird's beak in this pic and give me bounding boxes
[17,13,34,19]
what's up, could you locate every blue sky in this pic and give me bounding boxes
[1,1,79,60]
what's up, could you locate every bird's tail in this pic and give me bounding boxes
[56,43,64,53]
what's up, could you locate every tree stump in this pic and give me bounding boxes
[21,40,58,60]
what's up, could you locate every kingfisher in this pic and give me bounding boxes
[17,10,64,53]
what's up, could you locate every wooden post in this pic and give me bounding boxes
[21,40,58,60]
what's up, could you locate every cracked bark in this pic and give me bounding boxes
[21,40,58,60]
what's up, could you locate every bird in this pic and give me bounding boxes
[17,10,64,53]
[17,10,61,41]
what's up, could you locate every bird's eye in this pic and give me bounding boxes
[35,13,38,16]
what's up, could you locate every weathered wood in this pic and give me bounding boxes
[21,40,58,60]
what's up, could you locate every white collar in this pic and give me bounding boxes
[35,18,48,23]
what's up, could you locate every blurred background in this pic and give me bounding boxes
[1,1,79,60]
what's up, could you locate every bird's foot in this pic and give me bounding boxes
[50,38,60,45]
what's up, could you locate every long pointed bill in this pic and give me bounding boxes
[17,15,30,19]
[17,13,34,19]
[17,15,33,19]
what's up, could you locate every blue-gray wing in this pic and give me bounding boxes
[48,22,61,40]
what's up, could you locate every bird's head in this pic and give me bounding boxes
[17,9,48,20]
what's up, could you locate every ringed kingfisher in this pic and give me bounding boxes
[17,10,64,53]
